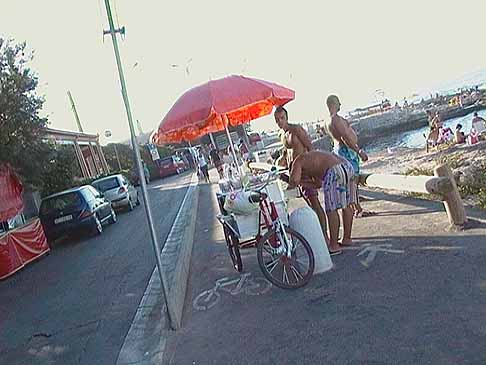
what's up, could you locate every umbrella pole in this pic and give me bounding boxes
[223,117,242,178]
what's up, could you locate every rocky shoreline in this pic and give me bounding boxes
[362,141,486,209]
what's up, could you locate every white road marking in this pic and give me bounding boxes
[356,244,404,267]
[410,246,464,251]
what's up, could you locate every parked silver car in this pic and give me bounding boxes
[91,174,140,211]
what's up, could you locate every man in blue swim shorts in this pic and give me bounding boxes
[325,95,368,246]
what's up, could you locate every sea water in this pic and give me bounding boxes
[365,109,486,153]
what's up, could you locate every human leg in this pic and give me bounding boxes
[326,209,341,253]
[203,166,210,182]
[340,162,357,246]
[341,206,354,246]
[322,166,344,254]
[307,195,329,243]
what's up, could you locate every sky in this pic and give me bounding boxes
[2,0,486,143]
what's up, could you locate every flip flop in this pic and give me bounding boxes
[329,249,343,256]
[355,210,377,218]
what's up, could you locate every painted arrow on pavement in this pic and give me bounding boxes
[356,244,405,267]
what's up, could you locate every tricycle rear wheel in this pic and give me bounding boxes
[223,225,242,272]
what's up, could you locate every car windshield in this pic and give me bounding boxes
[161,157,173,164]
[41,192,82,214]
[92,177,120,192]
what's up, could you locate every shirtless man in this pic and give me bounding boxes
[472,112,486,134]
[288,151,355,255]
[274,106,328,240]
[324,95,368,246]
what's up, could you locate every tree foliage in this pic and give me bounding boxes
[102,143,135,172]
[0,38,50,187]
[102,142,174,178]
[40,144,78,197]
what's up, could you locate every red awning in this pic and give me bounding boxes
[0,218,50,280]
[0,164,24,222]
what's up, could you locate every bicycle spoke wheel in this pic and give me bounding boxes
[193,289,221,311]
[224,225,242,272]
[257,226,314,289]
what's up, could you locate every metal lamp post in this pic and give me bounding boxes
[102,0,174,328]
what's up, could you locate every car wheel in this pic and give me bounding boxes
[45,233,56,245]
[93,215,103,235]
[136,193,141,206]
[109,208,117,224]
[127,198,134,211]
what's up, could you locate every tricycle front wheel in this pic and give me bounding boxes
[257,226,314,289]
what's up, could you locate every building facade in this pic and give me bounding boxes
[43,128,110,179]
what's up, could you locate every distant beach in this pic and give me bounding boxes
[364,109,486,153]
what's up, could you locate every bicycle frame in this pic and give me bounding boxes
[258,190,293,258]
[217,169,294,257]
[215,273,251,295]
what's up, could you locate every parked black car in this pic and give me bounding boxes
[39,185,116,243]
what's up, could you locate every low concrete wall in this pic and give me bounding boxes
[312,136,333,152]
[160,174,199,329]
[353,104,486,146]
[351,109,427,140]
[116,173,199,364]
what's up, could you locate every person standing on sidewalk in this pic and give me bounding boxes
[209,145,224,180]
[325,95,368,246]
[274,106,328,241]
[197,149,210,183]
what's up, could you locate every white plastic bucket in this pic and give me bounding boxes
[289,206,333,274]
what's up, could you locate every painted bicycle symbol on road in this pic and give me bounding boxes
[193,273,272,311]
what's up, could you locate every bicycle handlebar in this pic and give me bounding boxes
[250,167,289,193]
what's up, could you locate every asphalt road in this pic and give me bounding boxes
[0,172,193,365]
[164,180,486,365]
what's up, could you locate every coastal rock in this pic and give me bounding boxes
[455,165,485,187]
[454,165,479,185]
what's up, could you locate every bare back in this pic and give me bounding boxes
[296,151,343,179]
[325,115,357,148]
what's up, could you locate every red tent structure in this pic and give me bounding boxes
[0,164,50,280]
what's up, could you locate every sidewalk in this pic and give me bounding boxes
[163,170,486,364]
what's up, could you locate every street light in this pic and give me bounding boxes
[104,130,122,171]
[102,0,174,328]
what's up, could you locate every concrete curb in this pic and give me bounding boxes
[161,174,199,329]
[116,173,199,364]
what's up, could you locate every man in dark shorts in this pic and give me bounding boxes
[209,145,224,179]
[288,151,355,255]
[274,106,328,240]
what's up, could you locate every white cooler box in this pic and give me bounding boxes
[265,180,285,203]
[233,201,289,239]
[234,213,259,239]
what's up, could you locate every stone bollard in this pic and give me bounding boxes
[289,206,333,274]
[434,164,467,230]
